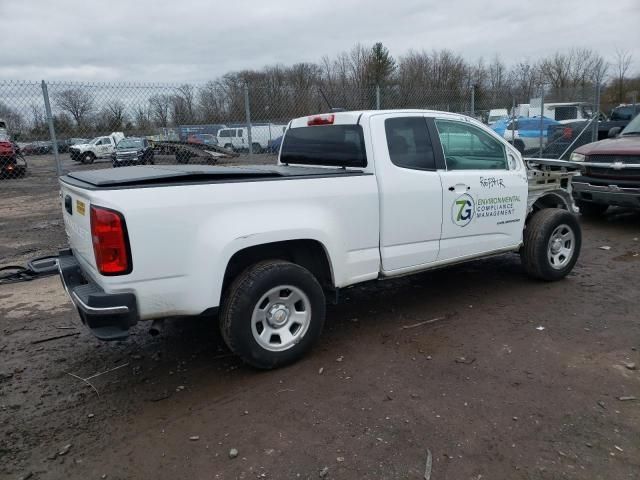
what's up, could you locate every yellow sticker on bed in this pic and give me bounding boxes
[76,200,85,216]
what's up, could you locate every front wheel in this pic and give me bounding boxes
[220,260,326,369]
[81,152,95,164]
[521,209,581,281]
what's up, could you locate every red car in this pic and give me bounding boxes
[570,114,640,215]
[0,134,26,178]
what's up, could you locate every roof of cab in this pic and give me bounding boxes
[289,109,467,128]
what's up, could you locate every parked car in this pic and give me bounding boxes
[491,116,560,153]
[266,135,283,154]
[69,132,125,163]
[217,124,287,152]
[569,113,640,215]
[187,133,218,146]
[22,141,53,156]
[58,109,581,369]
[112,137,154,167]
[544,105,639,159]
[0,133,26,178]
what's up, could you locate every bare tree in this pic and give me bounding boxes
[614,49,633,103]
[54,88,95,128]
[103,100,127,130]
[148,94,171,127]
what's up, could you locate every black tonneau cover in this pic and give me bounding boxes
[63,164,364,188]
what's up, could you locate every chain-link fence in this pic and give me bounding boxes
[1,79,608,181]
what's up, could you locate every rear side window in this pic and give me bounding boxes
[384,117,436,170]
[280,125,367,168]
[554,106,578,121]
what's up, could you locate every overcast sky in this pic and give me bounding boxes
[2,0,639,83]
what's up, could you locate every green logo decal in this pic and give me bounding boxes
[452,193,475,227]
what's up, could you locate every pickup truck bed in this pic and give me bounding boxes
[63,164,366,189]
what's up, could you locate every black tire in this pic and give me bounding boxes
[521,208,581,281]
[81,152,95,164]
[220,260,326,369]
[577,201,608,217]
[251,143,262,154]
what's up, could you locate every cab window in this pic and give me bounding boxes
[435,120,507,171]
[384,117,436,170]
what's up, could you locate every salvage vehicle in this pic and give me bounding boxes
[0,133,27,178]
[112,137,154,167]
[69,132,125,164]
[492,116,560,153]
[58,110,581,369]
[569,112,640,215]
[544,105,640,158]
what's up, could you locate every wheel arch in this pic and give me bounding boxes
[527,189,576,224]
[221,239,335,298]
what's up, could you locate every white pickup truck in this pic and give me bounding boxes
[69,132,125,164]
[58,110,581,369]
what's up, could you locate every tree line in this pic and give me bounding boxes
[2,44,638,141]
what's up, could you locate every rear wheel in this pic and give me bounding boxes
[577,200,608,217]
[220,260,326,369]
[521,209,581,281]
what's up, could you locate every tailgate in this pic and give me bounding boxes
[60,182,96,270]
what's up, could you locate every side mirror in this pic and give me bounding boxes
[608,127,621,139]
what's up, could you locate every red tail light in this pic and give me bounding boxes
[562,127,573,139]
[307,114,334,126]
[90,205,131,275]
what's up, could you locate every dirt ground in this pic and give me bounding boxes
[1,155,639,480]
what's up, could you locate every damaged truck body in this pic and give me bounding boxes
[58,110,582,368]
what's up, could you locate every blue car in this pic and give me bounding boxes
[492,116,560,153]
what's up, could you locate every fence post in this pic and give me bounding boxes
[511,95,516,146]
[591,83,601,143]
[41,80,62,176]
[244,83,253,156]
[470,85,475,117]
[376,85,381,110]
[538,86,545,158]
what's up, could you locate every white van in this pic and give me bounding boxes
[487,109,509,126]
[530,102,593,124]
[217,124,288,152]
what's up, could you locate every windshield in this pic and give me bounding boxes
[621,114,640,135]
[117,138,144,149]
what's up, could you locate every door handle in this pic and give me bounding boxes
[448,184,471,192]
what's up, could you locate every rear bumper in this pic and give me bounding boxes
[572,180,640,208]
[58,249,138,340]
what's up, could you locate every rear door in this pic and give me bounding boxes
[434,118,528,261]
[370,113,444,272]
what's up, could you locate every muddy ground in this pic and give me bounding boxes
[1,155,639,480]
